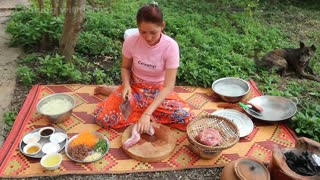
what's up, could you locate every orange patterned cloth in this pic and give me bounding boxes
[0,82,297,178]
[94,75,194,131]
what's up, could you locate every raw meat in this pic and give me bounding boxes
[247,102,263,112]
[123,124,155,149]
[196,128,223,146]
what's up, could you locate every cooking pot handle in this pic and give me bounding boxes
[288,97,299,105]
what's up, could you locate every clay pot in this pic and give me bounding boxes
[221,157,270,180]
[269,145,320,180]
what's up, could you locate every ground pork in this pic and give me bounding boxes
[196,128,223,146]
[68,144,93,161]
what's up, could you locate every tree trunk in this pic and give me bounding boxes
[58,0,64,16]
[38,0,44,13]
[59,0,85,62]
[51,0,59,16]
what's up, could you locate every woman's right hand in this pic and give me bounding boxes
[122,84,132,100]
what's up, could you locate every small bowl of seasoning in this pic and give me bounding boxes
[23,132,41,144]
[38,127,55,138]
[50,132,67,144]
[40,153,63,170]
[23,142,42,155]
[42,142,60,154]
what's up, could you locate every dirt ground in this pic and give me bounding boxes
[0,0,27,147]
[0,1,223,179]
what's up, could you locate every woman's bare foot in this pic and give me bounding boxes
[94,85,114,96]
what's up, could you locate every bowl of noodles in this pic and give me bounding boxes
[36,93,76,123]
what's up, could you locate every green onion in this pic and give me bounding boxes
[95,139,108,154]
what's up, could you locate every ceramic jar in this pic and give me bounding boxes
[221,157,270,180]
[268,137,320,180]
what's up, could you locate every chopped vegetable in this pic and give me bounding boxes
[70,131,97,148]
[84,152,102,162]
[95,139,108,154]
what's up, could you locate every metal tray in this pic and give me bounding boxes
[65,132,110,163]
[19,127,67,158]
[212,109,254,137]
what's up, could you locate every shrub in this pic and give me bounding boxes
[6,8,63,48]
[17,66,36,86]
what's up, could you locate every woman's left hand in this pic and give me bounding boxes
[137,114,151,134]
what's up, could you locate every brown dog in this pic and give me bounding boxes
[256,42,320,82]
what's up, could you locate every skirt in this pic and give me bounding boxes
[93,75,194,131]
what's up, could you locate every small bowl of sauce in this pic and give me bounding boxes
[23,142,42,155]
[38,127,55,138]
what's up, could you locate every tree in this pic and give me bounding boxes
[51,0,65,16]
[58,0,64,15]
[37,0,44,12]
[59,0,85,62]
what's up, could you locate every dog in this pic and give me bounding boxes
[256,42,320,82]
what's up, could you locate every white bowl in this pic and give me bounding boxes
[23,142,42,155]
[23,132,40,144]
[40,153,62,170]
[38,127,55,138]
[42,142,60,154]
[50,132,67,144]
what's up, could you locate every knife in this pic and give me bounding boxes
[120,95,132,120]
[239,102,262,116]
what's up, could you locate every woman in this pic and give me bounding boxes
[94,2,194,133]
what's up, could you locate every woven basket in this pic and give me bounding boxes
[187,115,240,158]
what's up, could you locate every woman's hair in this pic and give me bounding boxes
[136,3,163,26]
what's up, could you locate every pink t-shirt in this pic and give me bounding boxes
[122,33,180,83]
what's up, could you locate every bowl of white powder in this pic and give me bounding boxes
[36,93,76,123]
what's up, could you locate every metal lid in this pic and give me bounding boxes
[234,158,270,180]
[212,109,254,137]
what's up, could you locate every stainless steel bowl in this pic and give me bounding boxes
[212,77,250,103]
[36,93,76,124]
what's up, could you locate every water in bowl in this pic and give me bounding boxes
[43,154,61,167]
[214,84,246,96]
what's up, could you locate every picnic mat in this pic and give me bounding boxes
[0,81,297,178]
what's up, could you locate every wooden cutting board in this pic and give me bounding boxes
[121,123,177,162]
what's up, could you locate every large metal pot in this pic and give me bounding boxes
[244,96,298,121]
[212,77,251,103]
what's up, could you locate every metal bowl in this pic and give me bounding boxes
[212,77,250,103]
[36,93,76,124]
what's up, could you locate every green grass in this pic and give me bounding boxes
[5,0,320,141]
